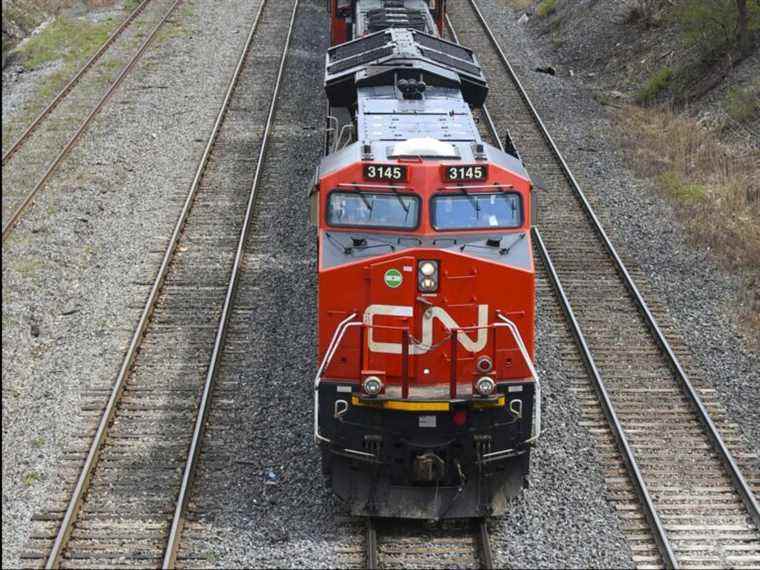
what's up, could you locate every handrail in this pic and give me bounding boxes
[495,315,541,442]
[314,314,359,444]
[313,316,541,444]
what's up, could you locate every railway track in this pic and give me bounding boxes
[362,518,493,570]
[1,0,181,242]
[22,0,299,566]
[449,1,760,568]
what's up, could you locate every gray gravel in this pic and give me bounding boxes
[486,276,635,569]
[4,0,755,568]
[1,0,266,567]
[474,0,760,461]
[180,2,634,568]
[175,2,339,567]
[2,0,183,228]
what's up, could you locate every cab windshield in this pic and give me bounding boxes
[431,192,522,230]
[327,191,419,229]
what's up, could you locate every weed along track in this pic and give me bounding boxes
[21,0,299,565]
[2,0,180,242]
[449,0,760,567]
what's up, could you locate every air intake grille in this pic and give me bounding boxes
[419,47,482,76]
[327,45,394,75]
[328,32,390,63]
[367,8,427,33]
[414,32,475,63]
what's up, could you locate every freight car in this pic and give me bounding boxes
[311,0,540,519]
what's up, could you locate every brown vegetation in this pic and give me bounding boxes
[618,105,760,342]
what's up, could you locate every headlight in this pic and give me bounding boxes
[419,261,437,276]
[418,260,438,292]
[363,376,383,396]
[475,376,496,396]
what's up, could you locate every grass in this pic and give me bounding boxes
[32,435,45,449]
[18,16,112,70]
[504,0,533,9]
[636,67,673,104]
[13,257,45,276]
[725,84,760,124]
[22,471,41,487]
[536,0,558,18]
[618,105,760,343]
[3,14,117,147]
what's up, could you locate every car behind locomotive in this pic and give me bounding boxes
[312,0,541,519]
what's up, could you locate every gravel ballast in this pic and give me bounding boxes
[174,2,339,567]
[473,0,759,462]
[178,2,634,568]
[3,0,756,568]
[486,273,635,569]
[1,0,265,566]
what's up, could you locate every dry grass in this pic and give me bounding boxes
[503,0,534,9]
[618,105,760,343]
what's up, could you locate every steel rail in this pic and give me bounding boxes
[367,518,379,570]
[2,0,154,165]
[161,1,300,567]
[478,519,495,570]
[42,0,270,565]
[464,0,760,532]
[533,228,679,568]
[2,0,182,243]
[469,47,676,563]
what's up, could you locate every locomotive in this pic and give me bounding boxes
[311,0,541,519]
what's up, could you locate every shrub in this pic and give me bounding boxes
[677,0,760,58]
[617,104,760,343]
[626,0,661,27]
[725,85,760,123]
[536,0,558,18]
[636,67,673,104]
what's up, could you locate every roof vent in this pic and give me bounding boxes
[390,137,459,158]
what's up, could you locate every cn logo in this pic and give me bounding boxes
[364,304,489,354]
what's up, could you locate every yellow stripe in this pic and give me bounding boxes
[384,400,451,411]
[350,395,506,411]
[472,395,506,408]
[351,394,450,411]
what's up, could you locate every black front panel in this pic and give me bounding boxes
[318,381,535,487]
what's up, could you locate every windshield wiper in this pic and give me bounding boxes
[358,192,373,211]
[388,188,410,213]
[455,187,480,217]
[460,232,525,255]
[326,232,396,255]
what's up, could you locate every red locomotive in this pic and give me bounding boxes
[312,0,540,519]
